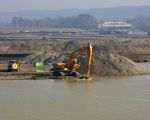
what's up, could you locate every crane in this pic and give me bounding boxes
[52,43,92,79]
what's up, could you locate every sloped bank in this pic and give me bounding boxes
[78,53,148,76]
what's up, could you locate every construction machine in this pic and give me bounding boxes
[7,60,21,72]
[51,43,92,79]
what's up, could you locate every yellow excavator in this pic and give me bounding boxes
[51,43,92,79]
[7,60,20,72]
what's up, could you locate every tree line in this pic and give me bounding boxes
[12,14,150,31]
[11,14,98,29]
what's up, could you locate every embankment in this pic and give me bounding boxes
[78,53,148,76]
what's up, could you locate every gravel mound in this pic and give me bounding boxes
[25,52,147,76]
[25,51,67,65]
[78,53,147,76]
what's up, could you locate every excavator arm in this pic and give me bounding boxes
[66,43,92,78]
[52,43,92,79]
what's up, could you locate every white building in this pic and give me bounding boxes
[98,22,133,34]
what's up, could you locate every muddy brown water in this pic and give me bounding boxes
[0,64,150,120]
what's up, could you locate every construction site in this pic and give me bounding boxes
[0,35,150,80]
[2,1,150,119]
[1,31,150,120]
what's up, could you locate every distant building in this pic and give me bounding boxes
[98,22,133,34]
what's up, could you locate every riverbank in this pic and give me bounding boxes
[0,62,149,80]
[0,52,150,80]
[0,72,52,80]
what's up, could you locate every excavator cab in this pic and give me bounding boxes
[52,62,80,77]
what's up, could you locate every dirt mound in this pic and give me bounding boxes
[0,40,66,53]
[1,38,150,54]
[25,52,147,76]
[5,39,146,76]
[78,53,146,76]
[25,51,67,65]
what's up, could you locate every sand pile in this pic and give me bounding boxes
[25,51,67,65]
[78,53,147,76]
[24,51,147,76]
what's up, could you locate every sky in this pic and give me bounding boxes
[1,0,150,12]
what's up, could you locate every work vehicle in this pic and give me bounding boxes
[7,60,20,72]
[51,43,92,79]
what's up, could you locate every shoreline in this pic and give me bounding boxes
[0,71,149,80]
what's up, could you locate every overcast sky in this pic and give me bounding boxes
[1,0,150,12]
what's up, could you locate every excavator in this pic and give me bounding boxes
[51,43,92,79]
[7,60,21,72]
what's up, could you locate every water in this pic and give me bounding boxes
[0,66,150,120]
